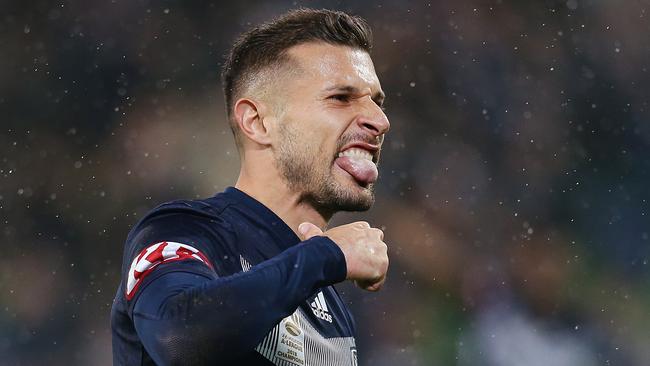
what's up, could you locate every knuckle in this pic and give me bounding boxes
[372,241,387,252]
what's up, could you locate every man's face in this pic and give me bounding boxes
[269,42,390,213]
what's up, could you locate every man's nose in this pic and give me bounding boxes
[356,98,390,137]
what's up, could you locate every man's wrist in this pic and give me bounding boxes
[299,236,347,285]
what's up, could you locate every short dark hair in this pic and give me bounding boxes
[221,8,373,146]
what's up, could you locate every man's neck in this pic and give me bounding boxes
[235,168,329,236]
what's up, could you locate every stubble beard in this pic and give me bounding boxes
[275,124,375,214]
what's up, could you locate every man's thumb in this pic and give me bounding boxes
[298,222,324,240]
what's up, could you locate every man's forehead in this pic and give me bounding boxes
[286,42,381,89]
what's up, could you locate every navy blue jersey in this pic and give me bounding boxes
[111,187,358,365]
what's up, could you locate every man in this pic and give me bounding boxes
[111,8,390,365]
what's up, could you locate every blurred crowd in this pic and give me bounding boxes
[1,1,649,365]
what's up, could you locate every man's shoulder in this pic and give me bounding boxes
[133,193,233,230]
[148,193,231,219]
[116,193,242,299]
[122,193,238,258]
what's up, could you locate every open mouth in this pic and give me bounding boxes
[336,140,380,163]
[334,144,380,186]
[338,147,374,162]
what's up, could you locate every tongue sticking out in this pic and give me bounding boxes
[335,156,378,185]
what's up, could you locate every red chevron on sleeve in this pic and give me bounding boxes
[125,241,213,300]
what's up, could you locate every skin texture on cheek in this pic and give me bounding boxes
[274,112,374,213]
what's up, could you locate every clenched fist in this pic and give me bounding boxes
[298,221,388,292]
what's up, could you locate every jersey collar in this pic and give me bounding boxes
[222,187,301,250]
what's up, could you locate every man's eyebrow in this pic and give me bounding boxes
[324,85,386,102]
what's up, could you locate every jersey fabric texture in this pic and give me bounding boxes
[111,187,358,365]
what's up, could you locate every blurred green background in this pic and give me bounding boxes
[2,1,649,364]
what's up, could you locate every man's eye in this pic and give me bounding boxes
[330,94,350,102]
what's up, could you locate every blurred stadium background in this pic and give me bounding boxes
[2,1,649,364]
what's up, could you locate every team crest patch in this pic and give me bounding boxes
[275,313,306,365]
[125,241,212,300]
[255,311,305,365]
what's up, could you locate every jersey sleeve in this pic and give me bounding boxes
[121,208,347,364]
[121,209,224,312]
[132,237,346,364]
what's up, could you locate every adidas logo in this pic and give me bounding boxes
[310,291,333,323]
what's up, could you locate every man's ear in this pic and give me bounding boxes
[233,98,273,146]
